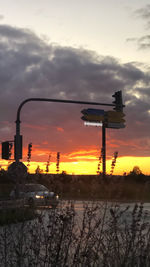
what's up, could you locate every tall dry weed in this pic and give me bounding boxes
[0,202,150,266]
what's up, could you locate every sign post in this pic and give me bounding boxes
[81,92,125,178]
[81,108,107,178]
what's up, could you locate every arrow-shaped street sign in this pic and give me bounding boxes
[107,110,124,117]
[81,108,126,128]
[81,108,105,122]
[106,110,125,123]
[81,114,105,122]
[106,122,125,129]
[81,108,105,116]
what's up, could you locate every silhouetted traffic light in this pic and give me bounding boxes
[2,141,12,160]
[112,91,123,111]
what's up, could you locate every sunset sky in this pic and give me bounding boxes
[0,0,150,175]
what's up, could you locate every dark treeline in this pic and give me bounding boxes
[0,166,150,201]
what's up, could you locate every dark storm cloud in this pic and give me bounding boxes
[0,24,150,159]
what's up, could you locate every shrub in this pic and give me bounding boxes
[0,202,150,266]
[0,207,37,226]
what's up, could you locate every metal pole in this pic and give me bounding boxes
[15,97,115,163]
[15,118,21,164]
[102,122,106,178]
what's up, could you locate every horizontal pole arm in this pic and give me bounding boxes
[16,97,123,122]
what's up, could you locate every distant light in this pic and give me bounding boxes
[84,122,103,127]
[36,195,44,199]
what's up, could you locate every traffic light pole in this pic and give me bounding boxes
[15,119,21,164]
[102,122,106,178]
[15,97,115,164]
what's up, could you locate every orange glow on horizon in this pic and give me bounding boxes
[23,156,150,175]
[1,149,150,175]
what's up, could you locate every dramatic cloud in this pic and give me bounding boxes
[137,35,150,50]
[127,35,150,50]
[128,5,150,50]
[0,24,150,163]
[135,4,150,28]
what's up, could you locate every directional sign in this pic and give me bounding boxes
[81,108,105,116]
[107,110,124,117]
[106,122,125,129]
[84,121,103,126]
[81,114,105,122]
[106,111,125,123]
[81,108,105,122]
[81,108,126,128]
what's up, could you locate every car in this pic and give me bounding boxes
[10,183,59,208]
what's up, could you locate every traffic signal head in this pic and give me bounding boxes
[112,90,123,111]
[2,141,12,160]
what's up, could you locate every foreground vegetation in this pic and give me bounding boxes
[0,207,37,226]
[1,167,150,266]
[0,202,150,266]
